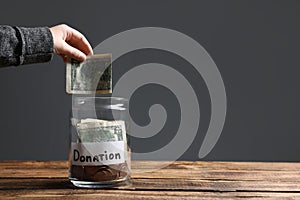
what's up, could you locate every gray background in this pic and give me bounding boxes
[0,0,299,161]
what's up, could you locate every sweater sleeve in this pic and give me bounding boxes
[0,25,54,67]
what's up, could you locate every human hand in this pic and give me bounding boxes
[49,24,93,62]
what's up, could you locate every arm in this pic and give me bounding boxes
[0,26,53,67]
[0,24,93,67]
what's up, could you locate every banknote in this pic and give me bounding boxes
[75,119,126,143]
[66,54,112,94]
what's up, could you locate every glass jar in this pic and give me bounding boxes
[69,97,130,188]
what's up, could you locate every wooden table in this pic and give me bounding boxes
[1,161,300,199]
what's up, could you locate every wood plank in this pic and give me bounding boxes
[1,178,300,192]
[1,161,300,199]
[2,167,300,182]
[0,161,300,180]
[1,161,300,182]
[2,190,300,200]
[1,160,300,171]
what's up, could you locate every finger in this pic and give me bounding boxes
[60,42,87,62]
[61,55,68,63]
[65,27,93,56]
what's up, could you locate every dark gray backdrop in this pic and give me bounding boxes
[0,0,299,161]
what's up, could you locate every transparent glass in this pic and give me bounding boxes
[69,97,131,188]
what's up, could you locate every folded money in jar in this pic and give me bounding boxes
[76,118,127,143]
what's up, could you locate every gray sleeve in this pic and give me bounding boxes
[0,25,54,67]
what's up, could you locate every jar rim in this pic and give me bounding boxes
[73,96,128,100]
[72,96,128,109]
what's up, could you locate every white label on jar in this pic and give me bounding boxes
[71,141,125,166]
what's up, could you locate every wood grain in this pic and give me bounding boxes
[1,161,300,199]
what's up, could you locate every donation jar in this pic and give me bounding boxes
[69,97,130,188]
